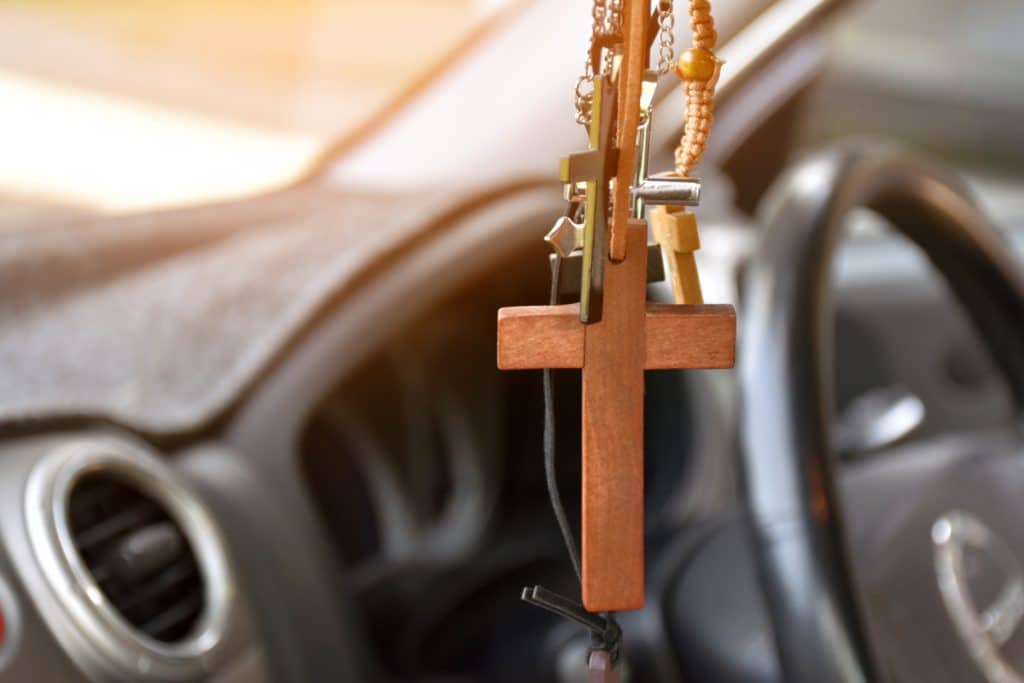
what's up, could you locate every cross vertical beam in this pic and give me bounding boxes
[580,0,651,609]
[581,221,649,610]
[608,0,650,262]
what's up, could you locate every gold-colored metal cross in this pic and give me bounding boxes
[558,74,618,323]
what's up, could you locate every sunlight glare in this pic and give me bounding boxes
[0,68,320,213]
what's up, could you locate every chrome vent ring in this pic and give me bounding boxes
[25,439,234,681]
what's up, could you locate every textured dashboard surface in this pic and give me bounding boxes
[0,179,553,436]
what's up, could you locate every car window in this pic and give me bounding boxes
[806,0,1024,175]
[0,0,506,222]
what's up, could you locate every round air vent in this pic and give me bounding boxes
[25,439,234,681]
[67,472,205,644]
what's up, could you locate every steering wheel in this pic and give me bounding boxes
[740,144,1024,681]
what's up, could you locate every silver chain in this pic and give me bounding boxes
[573,0,626,127]
[604,0,624,73]
[573,0,602,126]
[656,1,676,74]
[574,0,675,127]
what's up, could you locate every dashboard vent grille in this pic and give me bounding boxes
[67,473,205,644]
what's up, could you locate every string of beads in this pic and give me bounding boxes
[674,0,721,176]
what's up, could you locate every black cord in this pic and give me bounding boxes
[527,253,621,664]
[544,255,582,582]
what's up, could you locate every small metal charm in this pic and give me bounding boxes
[545,216,584,259]
[631,173,702,208]
[630,70,660,219]
[629,70,701,216]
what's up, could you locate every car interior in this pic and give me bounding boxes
[0,0,1023,681]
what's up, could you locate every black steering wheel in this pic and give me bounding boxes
[740,144,1024,681]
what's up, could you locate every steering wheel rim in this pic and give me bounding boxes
[739,143,1024,682]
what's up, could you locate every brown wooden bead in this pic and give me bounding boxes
[675,47,716,81]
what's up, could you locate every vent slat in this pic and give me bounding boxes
[140,591,204,641]
[73,502,161,554]
[68,474,205,644]
[116,560,197,615]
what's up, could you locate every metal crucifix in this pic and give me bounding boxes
[497,0,735,613]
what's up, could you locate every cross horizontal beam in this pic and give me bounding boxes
[497,303,736,370]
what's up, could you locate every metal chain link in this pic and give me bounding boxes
[656,1,676,74]
[574,0,627,128]
[574,0,603,126]
[604,0,623,76]
[575,0,675,127]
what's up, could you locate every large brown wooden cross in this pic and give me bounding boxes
[498,226,734,610]
[497,0,735,612]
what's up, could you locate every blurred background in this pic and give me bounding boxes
[2,0,1021,228]
[0,2,1022,682]
[0,0,503,225]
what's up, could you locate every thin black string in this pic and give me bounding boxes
[544,255,582,582]
[542,254,620,647]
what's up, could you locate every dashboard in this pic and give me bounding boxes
[0,195,1019,681]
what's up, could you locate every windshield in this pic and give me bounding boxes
[0,0,505,222]
[4,0,1022,227]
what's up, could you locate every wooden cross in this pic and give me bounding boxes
[498,227,734,610]
[497,0,736,612]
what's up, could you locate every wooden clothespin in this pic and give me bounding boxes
[651,205,703,303]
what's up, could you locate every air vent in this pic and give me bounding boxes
[26,439,234,681]
[67,472,204,643]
